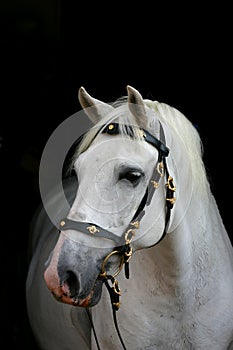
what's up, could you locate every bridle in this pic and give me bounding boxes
[59,121,176,349]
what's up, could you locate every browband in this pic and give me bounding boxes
[102,122,169,157]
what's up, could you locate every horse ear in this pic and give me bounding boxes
[127,85,147,128]
[78,86,114,124]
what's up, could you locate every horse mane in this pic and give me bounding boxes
[69,97,209,195]
[144,99,209,194]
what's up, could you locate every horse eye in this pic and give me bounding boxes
[119,170,143,186]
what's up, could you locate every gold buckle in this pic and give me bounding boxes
[166,176,176,191]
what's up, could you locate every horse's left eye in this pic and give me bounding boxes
[119,170,143,186]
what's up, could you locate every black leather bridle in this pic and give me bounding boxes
[59,121,176,349]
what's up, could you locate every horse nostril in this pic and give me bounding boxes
[61,270,80,298]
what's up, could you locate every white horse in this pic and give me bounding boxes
[26,85,233,349]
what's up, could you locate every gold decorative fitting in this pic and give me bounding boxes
[124,246,133,262]
[166,176,176,191]
[151,180,159,188]
[125,229,135,244]
[108,124,114,130]
[113,280,121,295]
[139,129,146,138]
[130,221,140,229]
[166,197,176,205]
[60,220,65,227]
[99,271,107,279]
[157,162,164,176]
[86,225,100,234]
[113,302,121,309]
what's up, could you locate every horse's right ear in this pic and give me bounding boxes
[78,87,114,124]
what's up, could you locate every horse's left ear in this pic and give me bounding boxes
[127,85,147,129]
[78,86,114,124]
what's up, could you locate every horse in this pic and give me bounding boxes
[26,85,233,349]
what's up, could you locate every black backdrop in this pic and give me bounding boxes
[0,1,231,348]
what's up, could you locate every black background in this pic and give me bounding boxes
[0,1,231,348]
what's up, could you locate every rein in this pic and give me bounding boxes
[59,122,176,349]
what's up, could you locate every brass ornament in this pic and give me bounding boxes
[112,280,121,295]
[139,129,146,138]
[125,229,135,245]
[166,197,176,205]
[86,225,100,234]
[151,180,159,188]
[130,221,140,229]
[157,162,164,176]
[166,175,176,191]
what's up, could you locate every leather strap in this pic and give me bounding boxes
[59,219,124,245]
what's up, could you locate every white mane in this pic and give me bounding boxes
[144,99,209,195]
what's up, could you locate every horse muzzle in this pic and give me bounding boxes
[43,232,110,307]
[44,271,103,307]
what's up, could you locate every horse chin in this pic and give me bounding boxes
[78,279,103,308]
[51,278,103,308]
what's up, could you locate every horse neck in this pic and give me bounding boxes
[149,185,231,290]
[145,121,232,288]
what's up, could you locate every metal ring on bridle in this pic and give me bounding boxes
[125,229,135,244]
[100,250,125,278]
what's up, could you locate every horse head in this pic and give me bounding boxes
[44,85,180,308]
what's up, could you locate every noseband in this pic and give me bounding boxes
[59,122,176,350]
